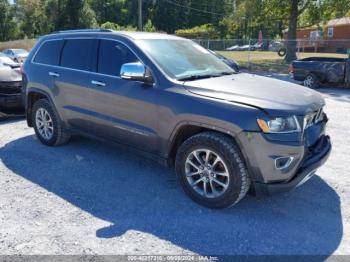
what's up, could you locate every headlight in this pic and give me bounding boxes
[257,116,301,133]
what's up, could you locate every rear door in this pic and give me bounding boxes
[31,39,65,113]
[88,39,158,153]
[55,38,97,131]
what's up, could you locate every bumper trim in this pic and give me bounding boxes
[253,135,331,196]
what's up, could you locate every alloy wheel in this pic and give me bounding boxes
[185,148,230,198]
[35,108,54,140]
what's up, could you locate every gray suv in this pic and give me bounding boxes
[23,29,331,208]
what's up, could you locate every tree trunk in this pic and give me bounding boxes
[285,0,298,63]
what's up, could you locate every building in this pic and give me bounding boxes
[283,17,350,53]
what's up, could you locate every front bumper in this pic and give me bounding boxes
[0,81,23,111]
[253,135,331,196]
[0,94,23,111]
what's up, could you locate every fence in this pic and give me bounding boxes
[193,39,350,73]
[1,37,349,74]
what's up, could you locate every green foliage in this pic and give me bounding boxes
[100,22,136,32]
[143,19,157,32]
[175,24,219,39]
[0,0,349,42]
[0,0,18,41]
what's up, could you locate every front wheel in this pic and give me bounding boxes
[175,132,251,209]
[32,99,70,146]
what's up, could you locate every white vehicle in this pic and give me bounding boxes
[226,45,240,51]
[0,53,20,69]
[2,48,29,63]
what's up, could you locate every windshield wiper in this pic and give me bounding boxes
[177,74,221,81]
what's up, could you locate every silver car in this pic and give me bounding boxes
[2,48,29,63]
[0,53,23,112]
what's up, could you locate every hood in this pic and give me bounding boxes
[183,73,325,116]
[0,67,22,82]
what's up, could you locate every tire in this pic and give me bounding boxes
[175,132,251,209]
[277,48,286,57]
[303,73,320,89]
[32,99,70,146]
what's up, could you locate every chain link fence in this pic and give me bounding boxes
[193,39,350,73]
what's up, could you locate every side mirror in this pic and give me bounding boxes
[120,62,153,84]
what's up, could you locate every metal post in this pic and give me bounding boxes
[248,39,251,70]
[138,0,143,31]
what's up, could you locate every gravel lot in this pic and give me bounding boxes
[0,85,349,256]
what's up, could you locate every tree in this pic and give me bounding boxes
[143,19,156,32]
[175,24,219,39]
[100,21,136,31]
[285,0,312,62]
[0,0,17,41]
[16,0,48,38]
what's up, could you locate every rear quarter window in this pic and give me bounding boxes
[34,40,64,66]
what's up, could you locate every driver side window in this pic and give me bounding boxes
[98,40,139,77]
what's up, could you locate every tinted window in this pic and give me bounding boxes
[61,39,95,71]
[98,40,138,76]
[34,40,64,66]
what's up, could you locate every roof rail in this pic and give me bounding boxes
[51,29,113,34]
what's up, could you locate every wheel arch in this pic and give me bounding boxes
[26,88,55,127]
[166,122,241,167]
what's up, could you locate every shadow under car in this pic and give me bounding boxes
[0,135,343,255]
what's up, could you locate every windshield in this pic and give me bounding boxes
[135,39,234,80]
[12,49,28,55]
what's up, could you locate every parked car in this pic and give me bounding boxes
[23,30,331,208]
[209,50,240,72]
[268,40,283,52]
[2,48,29,63]
[0,53,23,113]
[253,42,263,51]
[239,44,256,51]
[290,57,350,89]
[226,45,255,51]
[226,45,240,51]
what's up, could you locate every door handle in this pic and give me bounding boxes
[48,72,60,77]
[91,80,106,87]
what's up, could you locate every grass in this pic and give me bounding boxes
[218,51,348,74]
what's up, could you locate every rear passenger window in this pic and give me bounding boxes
[98,40,138,77]
[34,40,64,66]
[61,39,95,71]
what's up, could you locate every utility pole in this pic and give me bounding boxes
[138,0,143,31]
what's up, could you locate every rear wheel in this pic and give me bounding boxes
[175,132,251,209]
[303,73,319,89]
[32,99,70,146]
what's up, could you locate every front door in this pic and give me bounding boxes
[88,39,158,153]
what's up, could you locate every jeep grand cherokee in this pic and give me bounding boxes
[22,29,331,208]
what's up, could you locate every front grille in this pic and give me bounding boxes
[304,107,324,130]
[0,81,22,95]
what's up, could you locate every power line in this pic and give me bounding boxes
[164,0,237,10]
[163,0,226,17]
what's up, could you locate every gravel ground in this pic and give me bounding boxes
[0,86,349,256]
